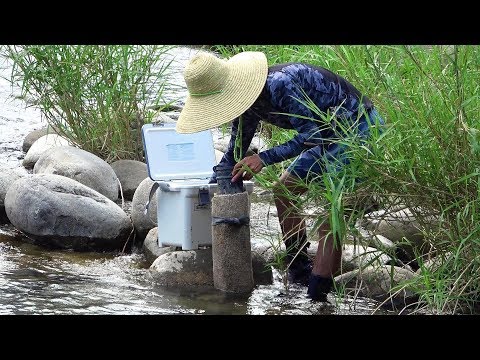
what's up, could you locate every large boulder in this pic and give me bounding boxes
[363,207,438,259]
[335,265,418,308]
[4,174,132,251]
[23,134,70,169]
[131,177,158,241]
[0,169,23,223]
[110,160,148,201]
[34,146,119,201]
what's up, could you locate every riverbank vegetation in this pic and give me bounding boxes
[2,45,174,162]
[215,45,480,314]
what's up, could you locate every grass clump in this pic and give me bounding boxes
[3,45,175,162]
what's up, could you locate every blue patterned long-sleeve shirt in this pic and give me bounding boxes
[218,63,373,168]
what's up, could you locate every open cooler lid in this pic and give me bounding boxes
[142,123,216,181]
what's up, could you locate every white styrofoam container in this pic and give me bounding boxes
[142,123,253,250]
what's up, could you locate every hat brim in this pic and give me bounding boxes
[176,52,268,134]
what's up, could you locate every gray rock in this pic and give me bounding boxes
[23,127,48,153]
[212,129,266,156]
[251,251,273,285]
[4,174,133,251]
[131,177,158,241]
[363,207,438,259]
[110,160,148,201]
[23,134,71,169]
[415,254,448,275]
[22,125,59,153]
[335,265,418,308]
[354,225,396,251]
[0,169,23,223]
[251,240,278,264]
[34,146,119,201]
[143,227,176,265]
[149,248,273,288]
[149,249,214,287]
[151,113,177,124]
[341,244,392,272]
[305,242,392,273]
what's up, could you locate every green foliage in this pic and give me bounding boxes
[215,45,480,313]
[3,45,174,162]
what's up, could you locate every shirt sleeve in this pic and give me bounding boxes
[218,109,261,167]
[257,71,324,166]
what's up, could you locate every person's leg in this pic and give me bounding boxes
[306,220,341,301]
[307,108,386,301]
[273,171,307,242]
[272,171,312,284]
[313,221,342,277]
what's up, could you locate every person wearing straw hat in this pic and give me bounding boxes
[176,50,384,302]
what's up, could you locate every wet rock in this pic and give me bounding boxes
[251,251,273,285]
[142,227,176,265]
[335,265,418,308]
[149,249,214,287]
[4,174,133,251]
[110,160,148,201]
[23,134,71,169]
[149,248,273,287]
[251,240,278,264]
[0,169,23,224]
[34,146,119,201]
[131,177,157,242]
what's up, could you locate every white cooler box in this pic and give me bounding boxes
[142,123,253,250]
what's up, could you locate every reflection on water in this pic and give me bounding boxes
[0,47,389,315]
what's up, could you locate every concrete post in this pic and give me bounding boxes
[211,191,254,293]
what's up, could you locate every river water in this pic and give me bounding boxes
[0,46,385,315]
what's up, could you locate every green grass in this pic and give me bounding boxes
[215,45,480,314]
[2,45,175,162]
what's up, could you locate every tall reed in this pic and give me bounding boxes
[215,45,480,313]
[3,45,174,162]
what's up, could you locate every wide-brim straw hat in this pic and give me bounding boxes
[176,51,268,134]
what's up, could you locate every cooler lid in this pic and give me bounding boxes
[142,123,216,181]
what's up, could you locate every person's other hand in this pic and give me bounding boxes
[231,154,263,182]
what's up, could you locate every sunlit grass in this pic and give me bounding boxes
[2,45,175,162]
[215,45,480,313]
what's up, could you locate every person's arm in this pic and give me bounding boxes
[257,72,326,166]
[209,110,260,183]
[219,111,260,166]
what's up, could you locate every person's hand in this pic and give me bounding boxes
[231,154,263,182]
